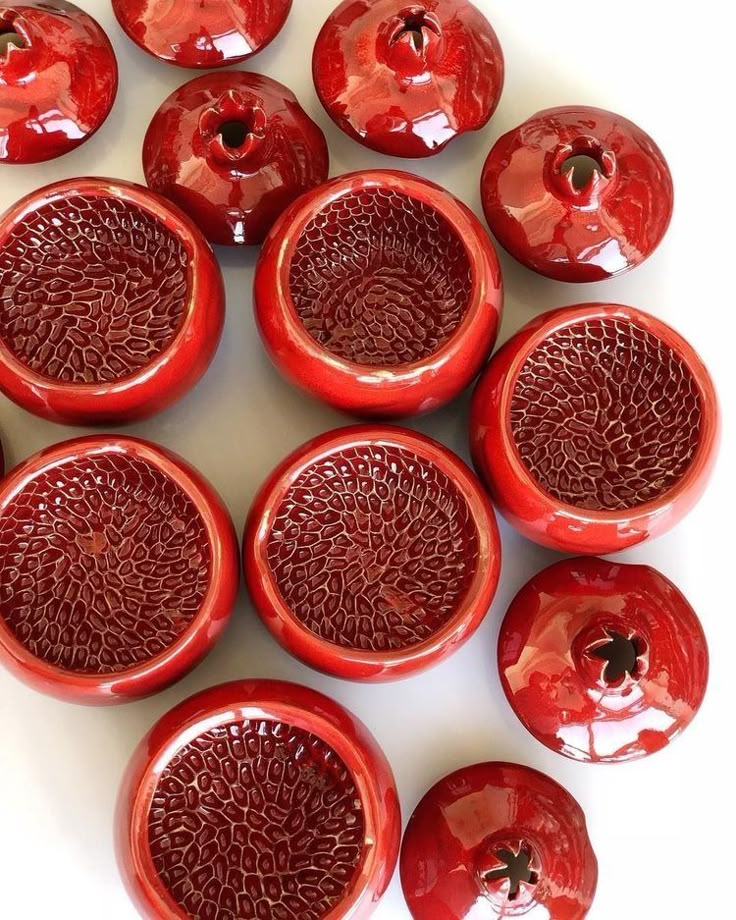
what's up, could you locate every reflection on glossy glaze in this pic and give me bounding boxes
[401,762,598,919]
[0,0,117,163]
[313,0,504,158]
[481,106,673,281]
[499,558,709,764]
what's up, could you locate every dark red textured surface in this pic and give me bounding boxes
[401,762,598,919]
[0,1,117,164]
[112,0,292,69]
[498,557,709,764]
[143,72,328,246]
[313,0,504,158]
[480,106,673,282]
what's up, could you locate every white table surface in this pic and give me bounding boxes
[1,2,734,918]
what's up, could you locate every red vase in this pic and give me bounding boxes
[0,177,225,424]
[112,0,292,69]
[480,106,674,282]
[0,0,117,164]
[0,436,239,705]
[401,761,598,919]
[255,170,503,418]
[470,303,719,554]
[116,679,401,919]
[498,557,709,764]
[313,0,504,158]
[143,72,329,246]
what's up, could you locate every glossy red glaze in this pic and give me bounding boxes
[255,170,503,417]
[401,762,598,918]
[116,679,401,919]
[480,106,673,282]
[245,425,501,682]
[0,177,225,425]
[313,0,504,158]
[499,557,709,764]
[143,72,329,246]
[112,0,292,69]
[470,303,719,554]
[0,1,117,164]
[0,436,239,705]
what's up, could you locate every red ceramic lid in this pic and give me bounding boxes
[0,177,225,424]
[116,679,401,920]
[470,303,720,555]
[401,762,598,919]
[143,72,329,246]
[0,0,117,164]
[245,425,501,681]
[255,170,503,418]
[498,557,709,764]
[112,0,292,69]
[480,106,674,282]
[313,0,504,158]
[0,436,239,705]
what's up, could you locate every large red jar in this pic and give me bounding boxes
[143,72,329,246]
[116,679,401,919]
[0,0,117,164]
[498,557,709,764]
[480,106,674,282]
[401,762,598,918]
[0,178,224,424]
[255,170,503,418]
[245,425,501,681]
[470,303,719,554]
[0,436,239,705]
[313,0,504,158]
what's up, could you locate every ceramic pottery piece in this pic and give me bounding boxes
[480,106,674,282]
[143,72,329,246]
[116,679,401,919]
[255,170,503,417]
[470,303,719,554]
[0,177,225,424]
[112,0,292,69]
[498,557,709,765]
[401,761,598,918]
[0,436,239,704]
[0,0,117,163]
[313,0,504,158]
[245,425,501,681]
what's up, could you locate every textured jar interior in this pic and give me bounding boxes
[288,187,472,367]
[0,194,191,384]
[0,451,210,674]
[510,317,702,511]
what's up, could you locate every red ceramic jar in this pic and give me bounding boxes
[245,425,501,682]
[313,0,504,158]
[480,106,674,282]
[112,0,292,69]
[0,177,225,425]
[470,303,719,555]
[255,170,503,418]
[498,557,709,765]
[401,762,598,919]
[143,72,329,246]
[116,679,401,919]
[0,1,117,164]
[0,436,239,705]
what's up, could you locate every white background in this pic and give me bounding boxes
[1,2,734,918]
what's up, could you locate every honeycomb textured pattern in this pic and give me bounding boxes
[510,318,702,511]
[267,444,480,651]
[0,195,190,384]
[288,188,472,366]
[0,453,210,673]
[148,719,364,920]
